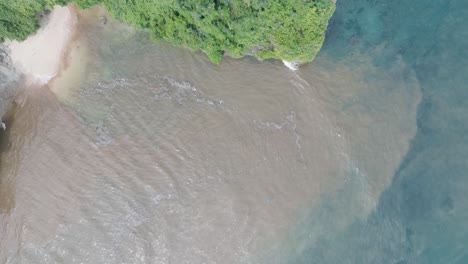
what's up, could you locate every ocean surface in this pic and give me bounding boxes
[0,0,466,263]
[287,0,468,263]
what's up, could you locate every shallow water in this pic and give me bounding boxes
[286,0,468,263]
[0,0,465,263]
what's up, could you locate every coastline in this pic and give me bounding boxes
[4,5,78,87]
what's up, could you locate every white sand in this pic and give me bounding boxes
[5,5,77,86]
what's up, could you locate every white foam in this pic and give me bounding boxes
[282,60,300,71]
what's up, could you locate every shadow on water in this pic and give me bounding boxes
[0,45,20,214]
[0,104,18,213]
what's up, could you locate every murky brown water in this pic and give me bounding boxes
[0,7,420,264]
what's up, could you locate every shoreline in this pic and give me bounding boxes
[4,5,78,87]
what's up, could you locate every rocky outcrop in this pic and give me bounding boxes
[0,44,20,126]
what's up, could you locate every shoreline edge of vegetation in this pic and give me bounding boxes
[0,0,335,64]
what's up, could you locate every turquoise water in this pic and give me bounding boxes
[291,0,468,263]
[1,1,466,263]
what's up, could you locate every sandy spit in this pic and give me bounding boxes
[5,5,78,86]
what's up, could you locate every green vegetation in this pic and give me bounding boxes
[0,0,335,63]
[0,0,86,41]
[0,0,48,41]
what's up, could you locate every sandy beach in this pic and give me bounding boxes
[5,5,78,86]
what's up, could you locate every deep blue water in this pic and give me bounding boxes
[293,0,468,263]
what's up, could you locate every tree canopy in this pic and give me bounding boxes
[0,0,335,63]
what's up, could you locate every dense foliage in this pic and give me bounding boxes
[0,0,335,63]
[0,0,47,41]
[0,0,87,41]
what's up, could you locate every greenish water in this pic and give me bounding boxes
[287,0,468,263]
[0,1,466,263]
